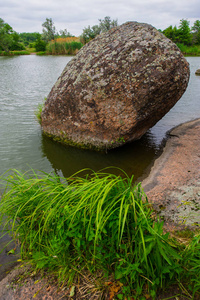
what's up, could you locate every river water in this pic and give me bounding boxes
[0,55,200,180]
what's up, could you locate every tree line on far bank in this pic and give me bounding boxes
[163,19,200,46]
[0,17,200,55]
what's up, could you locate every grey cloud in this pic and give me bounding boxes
[1,0,199,35]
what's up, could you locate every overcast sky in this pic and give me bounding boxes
[1,0,199,36]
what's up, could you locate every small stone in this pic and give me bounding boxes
[195,69,200,75]
[41,21,190,151]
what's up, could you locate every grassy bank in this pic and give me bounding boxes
[0,37,83,56]
[0,169,200,299]
[0,50,31,56]
[177,43,200,56]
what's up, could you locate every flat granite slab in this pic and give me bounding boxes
[142,118,200,231]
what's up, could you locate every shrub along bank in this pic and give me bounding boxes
[0,169,200,299]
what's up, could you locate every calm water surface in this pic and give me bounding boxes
[0,55,200,179]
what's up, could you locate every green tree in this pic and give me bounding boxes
[162,25,179,43]
[178,19,192,45]
[42,18,56,42]
[0,18,24,52]
[192,20,200,44]
[9,31,25,50]
[59,29,73,38]
[19,32,41,46]
[34,38,46,52]
[81,16,118,44]
[0,18,13,51]
[98,16,118,32]
[81,25,101,44]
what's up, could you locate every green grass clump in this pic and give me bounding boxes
[34,99,46,124]
[34,103,43,124]
[0,169,200,298]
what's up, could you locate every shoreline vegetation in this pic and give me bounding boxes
[177,43,200,56]
[0,169,200,299]
[46,37,83,55]
[1,43,200,57]
[0,37,83,56]
[1,17,200,57]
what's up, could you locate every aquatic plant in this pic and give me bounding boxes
[34,99,46,124]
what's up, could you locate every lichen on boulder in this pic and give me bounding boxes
[41,21,190,151]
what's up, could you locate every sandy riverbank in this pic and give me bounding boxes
[0,118,199,299]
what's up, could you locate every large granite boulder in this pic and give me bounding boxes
[41,21,190,151]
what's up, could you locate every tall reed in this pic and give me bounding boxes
[46,37,83,55]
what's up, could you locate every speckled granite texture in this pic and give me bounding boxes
[41,21,190,150]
